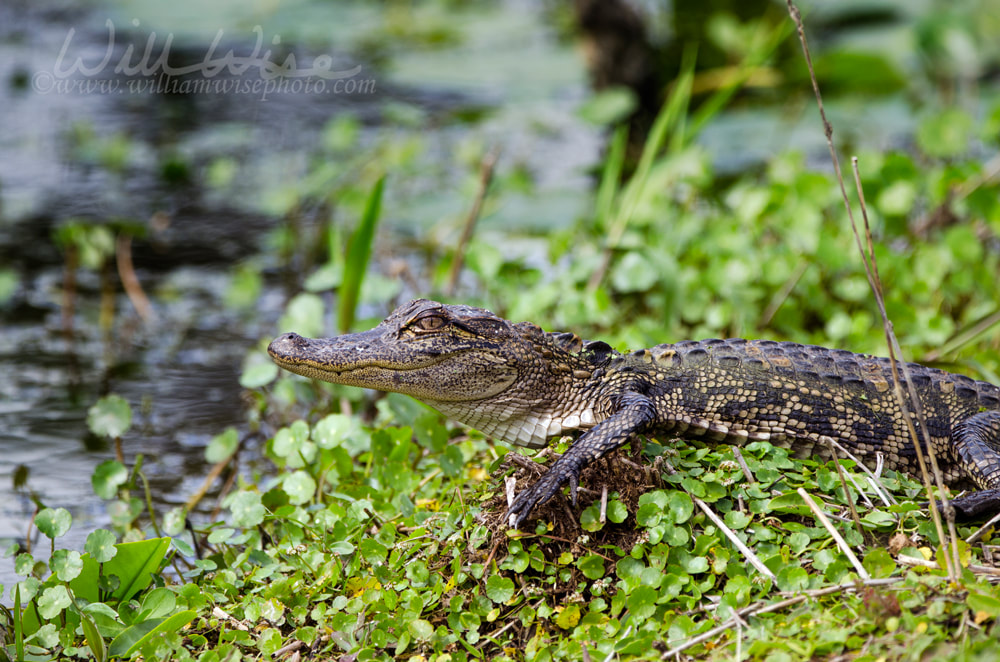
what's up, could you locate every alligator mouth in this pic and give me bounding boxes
[270,354,450,375]
[267,333,454,377]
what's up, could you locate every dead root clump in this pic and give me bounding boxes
[478,443,665,565]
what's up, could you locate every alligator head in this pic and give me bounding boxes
[267,299,611,447]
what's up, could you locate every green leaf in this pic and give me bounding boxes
[766,492,811,515]
[775,566,809,592]
[787,531,810,554]
[272,420,315,467]
[14,553,34,576]
[50,549,83,582]
[107,610,196,658]
[139,587,176,620]
[917,108,973,158]
[205,427,239,463]
[162,507,187,536]
[607,498,628,523]
[87,394,132,438]
[279,292,325,340]
[577,554,605,580]
[406,561,430,586]
[611,251,659,293]
[862,548,897,579]
[312,414,357,449]
[723,510,751,529]
[666,491,694,524]
[37,585,71,619]
[240,350,280,389]
[91,461,129,499]
[13,583,22,661]
[322,113,360,152]
[224,262,262,309]
[876,180,917,216]
[485,575,515,604]
[34,508,72,539]
[103,538,172,602]
[662,523,690,546]
[339,175,384,333]
[408,619,434,640]
[329,541,355,555]
[85,530,118,563]
[228,491,266,528]
[968,590,1000,617]
[207,527,236,544]
[282,471,317,505]
[83,603,125,639]
[73,537,173,605]
[636,502,662,527]
[0,268,19,306]
[580,504,604,532]
[304,261,342,292]
[680,554,710,574]
[625,585,658,621]
[81,612,108,662]
[359,537,387,565]
[577,86,637,126]
[554,603,582,629]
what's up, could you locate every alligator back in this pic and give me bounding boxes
[615,339,1000,484]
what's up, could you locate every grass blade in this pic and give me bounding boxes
[339,175,385,334]
[14,583,23,662]
[594,124,628,227]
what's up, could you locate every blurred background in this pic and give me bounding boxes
[2,0,1000,585]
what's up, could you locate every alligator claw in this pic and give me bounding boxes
[506,460,583,528]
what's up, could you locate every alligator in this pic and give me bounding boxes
[267,298,1000,527]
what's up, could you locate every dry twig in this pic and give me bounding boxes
[694,496,775,580]
[798,487,870,580]
[446,147,499,295]
[662,459,774,579]
[661,577,901,657]
[967,511,1000,545]
[824,437,866,539]
[825,438,895,507]
[116,233,156,323]
[731,446,756,484]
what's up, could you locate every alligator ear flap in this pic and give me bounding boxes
[582,340,613,363]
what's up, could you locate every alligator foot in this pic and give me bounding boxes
[946,488,1000,520]
[506,457,584,528]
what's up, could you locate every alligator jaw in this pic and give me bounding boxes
[268,331,447,378]
[267,324,521,405]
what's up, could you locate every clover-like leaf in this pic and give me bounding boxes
[87,394,132,439]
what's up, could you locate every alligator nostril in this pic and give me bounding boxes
[269,332,308,356]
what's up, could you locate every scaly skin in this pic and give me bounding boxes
[268,299,1000,527]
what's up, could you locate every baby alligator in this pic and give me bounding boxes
[268,299,1000,527]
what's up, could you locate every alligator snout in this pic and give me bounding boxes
[268,332,309,358]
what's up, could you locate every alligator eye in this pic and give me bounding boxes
[413,315,446,331]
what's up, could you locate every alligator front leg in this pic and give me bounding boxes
[506,392,656,528]
[949,410,1000,518]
